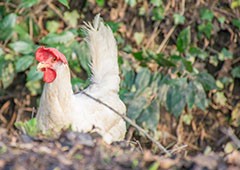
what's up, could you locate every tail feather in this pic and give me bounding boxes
[84,14,120,93]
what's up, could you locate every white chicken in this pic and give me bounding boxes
[35,14,126,144]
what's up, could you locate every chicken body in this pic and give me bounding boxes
[36,15,126,143]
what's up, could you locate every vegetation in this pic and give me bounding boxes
[0,0,240,169]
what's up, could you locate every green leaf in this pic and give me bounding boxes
[218,48,233,61]
[196,72,216,91]
[127,96,148,120]
[40,31,75,45]
[0,48,4,56]
[231,66,240,78]
[1,62,15,89]
[137,100,160,131]
[46,21,60,33]
[27,65,43,81]
[0,13,17,40]
[125,0,137,7]
[232,19,240,30]
[14,24,31,41]
[26,80,42,95]
[200,8,214,21]
[181,58,193,72]
[182,114,193,125]
[174,13,185,25]
[150,0,163,6]
[217,16,225,24]
[134,32,144,45]
[96,0,105,7]
[106,21,120,33]
[15,118,39,136]
[231,0,240,9]
[152,7,164,21]
[214,92,227,106]
[63,10,80,27]
[166,84,186,117]
[71,77,89,90]
[198,22,213,39]
[135,68,151,90]
[20,0,39,8]
[122,70,135,90]
[58,0,70,9]
[192,81,208,110]
[15,55,34,72]
[186,81,195,109]
[153,53,176,67]
[73,41,91,75]
[9,41,34,54]
[177,27,191,53]
[189,46,208,60]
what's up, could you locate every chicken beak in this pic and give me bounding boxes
[37,62,48,71]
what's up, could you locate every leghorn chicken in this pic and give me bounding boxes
[35,14,126,144]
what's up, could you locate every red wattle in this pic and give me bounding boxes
[43,68,57,83]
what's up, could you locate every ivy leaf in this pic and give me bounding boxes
[134,32,144,45]
[1,62,15,89]
[40,31,75,45]
[189,46,208,60]
[58,0,70,9]
[150,0,163,6]
[232,19,240,29]
[96,0,105,7]
[15,55,34,72]
[9,41,34,54]
[63,10,80,27]
[127,96,148,120]
[192,81,208,110]
[125,0,137,7]
[200,8,214,21]
[27,65,43,81]
[135,67,151,91]
[20,0,39,8]
[152,53,176,67]
[177,26,191,53]
[72,41,91,76]
[152,6,164,21]
[166,85,186,117]
[106,21,120,33]
[174,13,185,25]
[196,72,216,91]
[181,58,193,72]
[0,13,17,40]
[122,70,135,90]
[46,21,60,33]
[231,66,240,78]
[137,100,160,131]
[198,22,213,39]
[218,48,233,61]
[186,81,195,109]
[166,79,187,117]
[26,80,42,96]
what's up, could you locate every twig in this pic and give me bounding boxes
[156,0,186,53]
[81,91,171,156]
[221,127,240,149]
[169,144,188,154]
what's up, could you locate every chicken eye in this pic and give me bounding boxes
[52,57,57,62]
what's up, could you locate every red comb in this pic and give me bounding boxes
[35,47,68,64]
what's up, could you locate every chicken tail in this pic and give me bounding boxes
[83,14,120,92]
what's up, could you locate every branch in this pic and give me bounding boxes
[81,91,171,156]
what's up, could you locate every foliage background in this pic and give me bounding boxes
[0,0,240,158]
